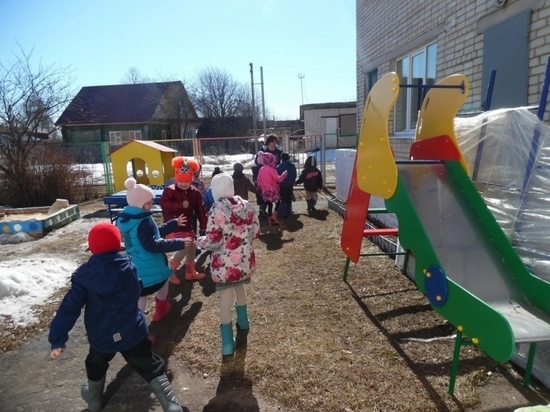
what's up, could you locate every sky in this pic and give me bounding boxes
[0,0,357,120]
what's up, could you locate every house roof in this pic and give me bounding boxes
[299,101,357,119]
[300,101,356,110]
[109,139,178,155]
[55,81,189,126]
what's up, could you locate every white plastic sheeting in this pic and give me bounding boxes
[455,107,550,389]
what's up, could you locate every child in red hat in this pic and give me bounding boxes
[48,222,184,412]
[160,156,208,283]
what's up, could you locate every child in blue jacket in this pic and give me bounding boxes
[48,222,184,412]
[276,152,297,217]
[117,178,191,329]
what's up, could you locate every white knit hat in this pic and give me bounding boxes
[125,178,155,208]
[211,173,234,201]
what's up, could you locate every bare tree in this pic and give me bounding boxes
[163,81,196,139]
[121,67,151,84]
[190,67,253,118]
[0,46,75,205]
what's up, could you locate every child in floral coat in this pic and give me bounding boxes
[196,173,260,356]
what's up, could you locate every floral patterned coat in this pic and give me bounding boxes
[196,196,260,284]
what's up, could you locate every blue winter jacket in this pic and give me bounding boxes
[276,160,297,186]
[48,252,148,353]
[117,206,186,287]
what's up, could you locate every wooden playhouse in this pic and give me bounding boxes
[109,140,178,192]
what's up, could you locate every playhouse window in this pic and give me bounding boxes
[394,42,437,134]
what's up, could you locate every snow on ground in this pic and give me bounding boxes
[0,258,77,326]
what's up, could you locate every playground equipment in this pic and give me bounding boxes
[340,71,550,395]
[109,140,178,192]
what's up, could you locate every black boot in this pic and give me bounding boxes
[149,374,183,412]
[306,199,315,212]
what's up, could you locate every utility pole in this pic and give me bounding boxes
[261,66,267,138]
[298,73,305,105]
[249,63,258,152]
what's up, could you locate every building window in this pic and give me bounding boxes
[161,130,167,139]
[367,69,378,94]
[394,42,437,133]
[129,130,142,140]
[109,131,121,143]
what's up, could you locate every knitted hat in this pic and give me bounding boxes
[125,177,155,208]
[257,151,276,167]
[211,173,234,201]
[233,162,244,173]
[88,222,121,254]
[172,157,200,182]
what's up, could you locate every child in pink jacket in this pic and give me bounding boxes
[256,151,287,225]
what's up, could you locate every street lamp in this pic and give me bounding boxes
[298,73,305,105]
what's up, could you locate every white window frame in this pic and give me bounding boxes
[394,42,437,135]
[109,131,122,143]
[129,130,142,140]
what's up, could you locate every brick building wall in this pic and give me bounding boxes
[357,0,550,143]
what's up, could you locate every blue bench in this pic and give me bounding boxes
[103,188,164,223]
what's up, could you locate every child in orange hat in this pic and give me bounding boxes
[160,156,208,282]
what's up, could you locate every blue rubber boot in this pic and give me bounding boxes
[220,323,236,356]
[235,304,250,331]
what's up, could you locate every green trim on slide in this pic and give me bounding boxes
[386,170,514,363]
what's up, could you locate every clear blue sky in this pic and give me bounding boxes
[0,0,356,120]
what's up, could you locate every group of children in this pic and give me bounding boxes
[47,137,322,411]
[254,134,324,225]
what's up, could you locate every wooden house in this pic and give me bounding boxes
[56,81,200,144]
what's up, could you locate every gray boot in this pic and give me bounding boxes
[81,375,106,412]
[149,374,183,412]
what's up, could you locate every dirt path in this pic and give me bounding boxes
[0,314,283,412]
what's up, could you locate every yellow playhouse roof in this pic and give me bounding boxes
[109,140,178,155]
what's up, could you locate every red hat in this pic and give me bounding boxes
[88,222,121,254]
[172,157,200,182]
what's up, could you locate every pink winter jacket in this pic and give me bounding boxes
[257,165,287,202]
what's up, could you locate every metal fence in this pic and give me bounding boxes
[28,134,341,194]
